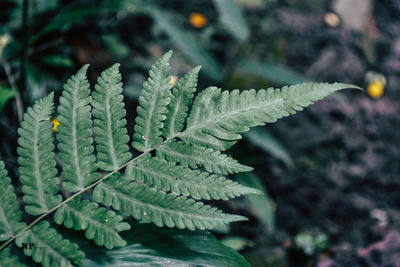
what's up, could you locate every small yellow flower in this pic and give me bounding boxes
[51,118,61,132]
[324,12,340,27]
[189,13,207,28]
[170,75,178,87]
[367,80,384,99]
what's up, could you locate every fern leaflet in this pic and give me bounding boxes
[157,140,253,174]
[17,93,62,215]
[132,51,173,152]
[162,65,201,138]
[54,197,130,249]
[16,221,85,267]
[0,248,25,267]
[92,63,131,171]
[0,160,26,241]
[57,65,99,192]
[181,83,359,150]
[93,173,246,230]
[126,154,260,200]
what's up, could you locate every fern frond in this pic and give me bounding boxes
[16,221,85,267]
[181,83,360,150]
[126,155,259,200]
[132,51,173,152]
[92,64,132,171]
[0,248,25,267]
[157,140,252,174]
[57,65,99,192]
[162,66,201,138]
[17,93,62,215]
[93,174,246,230]
[54,197,131,249]
[0,161,26,241]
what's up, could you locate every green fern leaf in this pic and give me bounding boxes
[181,83,360,150]
[162,66,201,138]
[157,140,253,174]
[93,174,246,230]
[132,51,173,152]
[126,155,260,200]
[92,63,132,171]
[0,161,26,241]
[17,93,62,215]
[54,197,131,249]
[0,54,360,266]
[0,248,26,267]
[16,221,85,267]
[57,65,99,192]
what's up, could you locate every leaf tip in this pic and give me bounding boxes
[77,64,90,76]
[163,50,174,60]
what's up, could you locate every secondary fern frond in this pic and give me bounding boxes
[92,64,131,171]
[0,161,26,241]
[126,155,259,200]
[157,140,253,174]
[132,51,173,152]
[162,66,201,138]
[16,221,85,267]
[93,174,246,230]
[17,93,62,215]
[181,83,359,150]
[54,197,130,249]
[57,65,99,192]
[0,248,25,267]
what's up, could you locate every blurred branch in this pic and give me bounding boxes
[0,56,24,123]
[29,38,64,55]
[19,0,30,97]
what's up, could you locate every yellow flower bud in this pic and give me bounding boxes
[0,34,11,54]
[367,80,384,99]
[51,118,61,132]
[189,13,207,28]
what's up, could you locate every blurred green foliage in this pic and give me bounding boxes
[294,230,330,256]
[236,172,276,230]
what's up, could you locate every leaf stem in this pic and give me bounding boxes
[0,56,24,123]
[0,134,179,252]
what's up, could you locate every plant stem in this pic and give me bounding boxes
[0,134,179,251]
[20,0,30,97]
[0,56,23,123]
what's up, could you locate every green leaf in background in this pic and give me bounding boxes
[83,223,250,267]
[0,87,15,109]
[239,59,311,85]
[102,34,130,59]
[33,0,60,14]
[236,173,275,230]
[221,236,255,251]
[238,0,273,8]
[294,230,330,256]
[30,0,139,43]
[243,127,294,169]
[26,62,45,100]
[151,9,222,81]
[213,0,250,41]
[40,54,74,67]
